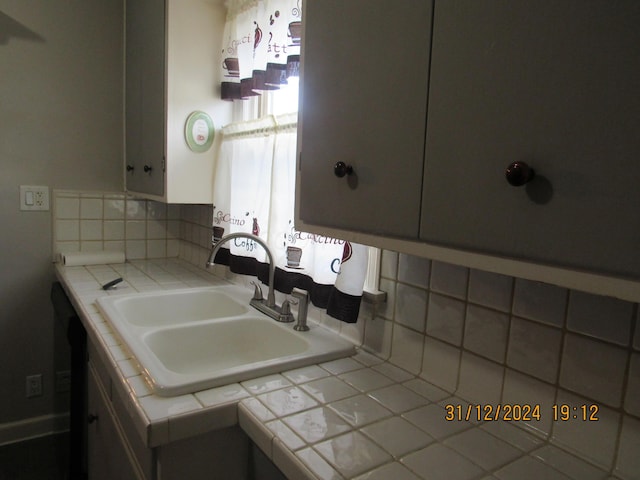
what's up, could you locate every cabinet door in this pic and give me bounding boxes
[87,365,145,480]
[125,0,166,197]
[421,0,640,279]
[298,0,433,238]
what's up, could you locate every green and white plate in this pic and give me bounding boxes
[184,111,215,153]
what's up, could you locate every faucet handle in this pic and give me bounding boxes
[250,281,263,301]
[278,300,295,323]
[281,300,292,314]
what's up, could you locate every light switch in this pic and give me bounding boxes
[20,185,49,211]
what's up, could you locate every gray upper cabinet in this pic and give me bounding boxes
[297,0,433,238]
[421,0,640,280]
[297,0,640,287]
[125,0,166,198]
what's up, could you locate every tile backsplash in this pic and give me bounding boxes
[361,250,639,478]
[53,190,181,260]
[52,190,640,478]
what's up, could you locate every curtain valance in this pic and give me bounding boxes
[220,0,302,100]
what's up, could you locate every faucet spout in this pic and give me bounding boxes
[206,232,276,308]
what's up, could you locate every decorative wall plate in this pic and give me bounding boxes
[184,111,214,152]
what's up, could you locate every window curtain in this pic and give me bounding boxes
[220,0,302,100]
[211,114,368,323]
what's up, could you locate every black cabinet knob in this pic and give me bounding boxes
[126,165,134,172]
[334,161,353,178]
[88,414,98,424]
[143,165,153,173]
[505,161,535,186]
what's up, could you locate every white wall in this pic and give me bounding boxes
[0,1,123,426]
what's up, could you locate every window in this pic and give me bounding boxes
[232,77,300,122]
[214,0,384,322]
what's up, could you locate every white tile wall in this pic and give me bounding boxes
[355,250,640,476]
[467,270,513,312]
[457,352,504,405]
[380,250,398,280]
[559,334,628,407]
[464,305,509,362]
[507,317,562,383]
[430,261,469,300]
[178,203,215,266]
[362,316,393,360]
[426,293,466,346]
[398,254,430,288]
[420,337,460,393]
[390,324,424,374]
[512,278,567,327]
[53,190,181,260]
[501,370,556,437]
[566,291,634,346]
[395,284,428,332]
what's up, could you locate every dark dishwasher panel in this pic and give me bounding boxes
[51,282,87,480]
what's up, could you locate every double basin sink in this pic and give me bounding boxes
[97,285,355,396]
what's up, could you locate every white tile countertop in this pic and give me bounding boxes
[55,258,620,480]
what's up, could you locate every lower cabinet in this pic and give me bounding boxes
[155,428,249,480]
[87,363,148,480]
[248,441,287,480]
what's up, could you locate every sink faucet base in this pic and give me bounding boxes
[207,232,289,321]
[250,298,294,323]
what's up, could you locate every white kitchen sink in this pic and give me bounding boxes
[102,288,248,327]
[96,285,355,396]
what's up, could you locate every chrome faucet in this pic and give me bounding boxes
[206,232,293,322]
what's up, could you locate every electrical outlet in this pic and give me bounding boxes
[20,185,49,211]
[55,370,71,393]
[26,374,43,398]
